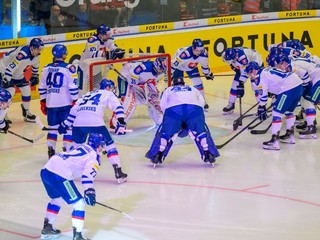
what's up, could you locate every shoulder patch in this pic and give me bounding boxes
[67,64,77,73]
[17,53,24,60]
[134,66,143,74]
[88,37,96,43]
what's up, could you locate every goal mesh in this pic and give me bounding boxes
[80,53,171,121]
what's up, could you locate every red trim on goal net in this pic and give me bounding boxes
[89,53,172,91]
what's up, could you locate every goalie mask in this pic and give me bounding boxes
[153,57,167,75]
[100,79,116,92]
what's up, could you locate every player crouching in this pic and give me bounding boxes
[145,77,220,167]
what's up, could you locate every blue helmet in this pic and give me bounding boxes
[87,133,106,150]
[52,44,68,58]
[0,88,12,102]
[97,24,111,35]
[172,77,185,86]
[269,46,281,56]
[29,38,44,49]
[100,79,115,90]
[245,61,260,74]
[289,39,302,49]
[224,48,237,61]
[192,38,204,50]
[153,57,167,74]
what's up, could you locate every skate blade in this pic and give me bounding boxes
[262,146,280,151]
[211,162,215,168]
[24,118,36,123]
[153,163,157,168]
[299,134,317,139]
[279,139,296,144]
[40,233,60,239]
[117,178,127,184]
[222,110,234,115]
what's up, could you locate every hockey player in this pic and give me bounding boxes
[145,77,220,167]
[58,79,128,184]
[270,54,319,139]
[110,57,167,128]
[40,133,105,240]
[38,44,79,158]
[221,47,263,114]
[171,38,214,110]
[78,24,125,91]
[0,38,44,122]
[245,61,303,150]
[0,88,12,133]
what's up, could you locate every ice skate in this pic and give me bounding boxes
[279,128,295,144]
[299,125,317,139]
[295,109,304,121]
[296,121,307,130]
[48,147,55,159]
[262,133,280,150]
[151,151,164,168]
[40,218,61,239]
[112,164,127,183]
[73,227,90,240]
[204,103,209,112]
[203,150,216,167]
[222,102,235,115]
[21,104,36,122]
[5,114,12,124]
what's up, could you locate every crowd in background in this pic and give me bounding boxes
[0,0,319,38]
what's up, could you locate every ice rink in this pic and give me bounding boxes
[1,74,319,240]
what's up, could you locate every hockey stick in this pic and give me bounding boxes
[96,202,135,221]
[6,130,44,143]
[217,105,273,149]
[232,102,259,131]
[250,122,272,135]
[183,73,234,78]
[238,97,243,126]
[248,114,271,130]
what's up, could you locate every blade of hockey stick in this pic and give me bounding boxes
[233,113,256,131]
[183,73,234,78]
[250,122,272,135]
[96,202,135,221]
[7,130,45,143]
[35,117,59,131]
[109,128,133,133]
[232,102,259,130]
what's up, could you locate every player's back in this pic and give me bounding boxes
[73,89,117,127]
[292,58,318,74]
[160,85,205,110]
[243,48,263,66]
[42,61,78,108]
[44,144,98,180]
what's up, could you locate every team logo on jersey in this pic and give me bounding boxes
[188,62,198,69]
[17,53,23,60]
[69,65,76,73]
[241,59,248,65]
[135,66,142,73]
[180,52,187,59]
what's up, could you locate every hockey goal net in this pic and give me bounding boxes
[80,53,171,121]
[80,53,171,96]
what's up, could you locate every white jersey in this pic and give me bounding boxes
[171,46,210,75]
[38,61,79,108]
[160,85,205,112]
[66,89,124,127]
[0,46,40,81]
[222,47,263,82]
[80,35,118,61]
[291,58,320,85]
[123,61,159,86]
[44,144,99,190]
[256,68,302,105]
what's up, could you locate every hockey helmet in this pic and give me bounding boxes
[97,24,111,36]
[172,77,185,86]
[245,61,260,74]
[289,39,302,49]
[269,46,281,56]
[224,48,237,61]
[52,44,68,58]
[0,88,12,103]
[153,57,167,74]
[100,79,115,91]
[87,133,106,150]
[29,38,44,50]
[192,39,204,50]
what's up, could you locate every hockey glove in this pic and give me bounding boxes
[236,81,245,98]
[72,100,77,106]
[111,48,125,60]
[40,99,47,115]
[58,121,69,134]
[30,74,39,87]
[302,81,312,96]
[257,105,267,121]
[115,117,126,135]
[205,72,214,81]
[0,119,10,134]
[84,188,96,206]
[2,77,11,88]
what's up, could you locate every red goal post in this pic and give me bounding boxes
[80,53,172,96]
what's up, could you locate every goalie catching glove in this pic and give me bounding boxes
[30,74,39,87]
[205,72,214,81]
